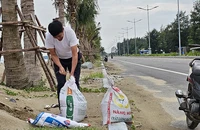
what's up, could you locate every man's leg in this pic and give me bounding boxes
[54,63,66,107]
[74,60,81,90]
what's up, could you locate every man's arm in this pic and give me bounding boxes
[70,45,78,76]
[49,48,66,75]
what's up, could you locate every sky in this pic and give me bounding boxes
[31,0,196,53]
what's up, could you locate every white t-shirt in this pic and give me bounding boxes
[45,26,79,59]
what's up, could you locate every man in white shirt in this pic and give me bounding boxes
[45,20,81,105]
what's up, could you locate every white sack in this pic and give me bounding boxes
[101,86,132,125]
[59,76,87,122]
[108,122,128,130]
[28,112,90,128]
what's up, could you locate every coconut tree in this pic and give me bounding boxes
[2,0,31,89]
[21,0,42,85]
[66,0,78,29]
[75,0,98,40]
[74,0,100,60]
[53,0,101,61]
[53,0,65,25]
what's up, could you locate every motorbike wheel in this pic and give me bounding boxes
[186,116,199,129]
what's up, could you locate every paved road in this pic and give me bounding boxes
[109,56,200,130]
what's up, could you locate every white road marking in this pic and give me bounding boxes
[119,60,188,76]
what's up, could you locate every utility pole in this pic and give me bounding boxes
[122,27,133,55]
[127,19,142,54]
[138,5,158,54]
[177,0,181,55]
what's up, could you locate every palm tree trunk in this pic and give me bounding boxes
[21,0,42,86]
[2,0,31,89]
[58,0,65,25]
[67,0,77,30]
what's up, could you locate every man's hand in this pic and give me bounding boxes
[59,66,66,75]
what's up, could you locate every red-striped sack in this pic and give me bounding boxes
[101,86,132,125]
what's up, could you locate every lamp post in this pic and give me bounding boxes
[137,5,158,54]
[127,19,142,54]
[122,27,133,55]
[177,0,181,55]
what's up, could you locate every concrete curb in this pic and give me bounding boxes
[101,62,110,88]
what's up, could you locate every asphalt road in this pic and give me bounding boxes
[109,56,200,130]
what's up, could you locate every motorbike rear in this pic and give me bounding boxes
[104,55,108,62]
[175,58,200,129]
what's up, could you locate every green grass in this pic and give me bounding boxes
[0,82,6,86]
[24,79,50,92]
[80,87,107,93]
[93,61,102,67]
[3,88,18,96]
[187,50,200,56]
[24,86,50,93]
[82,72,103,83]
[148,52,178,56]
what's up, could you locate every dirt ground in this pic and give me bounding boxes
[0,61,179,130]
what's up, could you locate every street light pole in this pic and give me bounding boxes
[122,27,133,55]
[147,5,151,54]
[127,19,142,54]
[177,0,181,56]
[137,5,158,54]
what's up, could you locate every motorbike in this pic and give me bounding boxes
[175,58,200,129]
[104,55,108,62]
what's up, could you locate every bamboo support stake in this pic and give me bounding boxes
[26,27,56,91]
[26,27,56,90]
[0,37,5,83]
[16,5,56,91]
[1,70,5,83]
[0,46,45,54]
[30,14,45,44]
[25,24,46,32]
[34,14,53,67]
[0,21,27,25]
[0,21,46,32]
[35,15,46,38]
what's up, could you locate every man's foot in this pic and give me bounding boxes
[51,103,59,108]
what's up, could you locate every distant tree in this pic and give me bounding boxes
[188,1,200,45]
[128,38,135,54]
[136,38,147,51]
[160,11,189,52]
[149,29,160,54]
[158,26,168,53]
[175,11,190,47]
[2,0,31,89]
